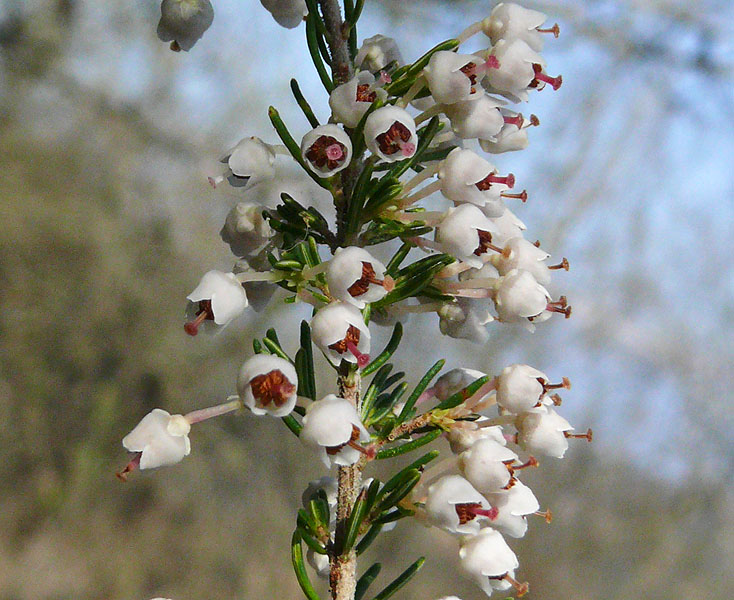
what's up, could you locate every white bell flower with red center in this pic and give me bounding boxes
[439,149,515,215]
[330,71,389,128]
[355,34,403,72]
[184,271,249,336]
[484,3,553,52]
[260,0,307,29]
[120,409,191,473]
[208,136,277,189]
[459,437,518,493]
[490,237,552,285]
[423,51,496,105]
[443,94,505,141]
[515,405,586,458]
[364,106,417,162]
[157,0,213,52]
[448,421,507,455]
[485,39,561,102]
[486,479,540,538]
[425,475,498,535]
[326,247,394,309]
[220,201,273,258]
[237,355,298,417]
[489,208,526,245]
[434,367,488,401]
[459,528,526,596]
[492,268,552,329]
[301,124,353,177]
[496,363,548,413]
[311,302,371,367]
[438,298,493,344]
[436,204,500,269]
[300,395,370,466]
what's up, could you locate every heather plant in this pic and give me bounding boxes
[122,2,591,599]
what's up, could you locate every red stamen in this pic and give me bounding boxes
[532,64,563,90]
[550,393,563,406]
[513,456,539,470]
[535,508,553,523]
[475,172,515,191]
[548,257,570,271]
[565,428,593,442]
[546,299,572,318]
[501,190,528,202]
[184,300,215,336]
[539,376,571,392]
[346,339,370,369]
[116,452,142,482]
[503,574,529,597]
[529,114,540,126]
[536,23,560,38]
[485,55,500,69]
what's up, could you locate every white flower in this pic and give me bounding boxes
[443,94,505,141]
[496,363,547,413]
[184,271,249,336]
[355,34,402,72]
[447,421,507,455]
[300,395,370,466]
[438,298,493,344]
[122,409,191,470]
[157,0,213,52]
[491,237,552,285]
[237,355,298,417]
[423,51,486,105]
[489,208,526,246]
[307,548,331,579]
[330,71,388,128]
[364,106,417,162]
[436,204,499,269]
[434,368,488,401]
[260,0,307,29]
[220,201,273,258]
[311,302,371,367]
[425,475,497,535]
[439,148,513,215]
[326,247,392,308]
[492,269,551,328]
[480,123,530,153]
[302,476,338,509]
[485,480,540,538]
[301,124,353,177]
[459,528,520,595]
[484,3,550,51]
[209,136,277,189]
[484,39,546,102]
[459,437,518,493]
[516,405,574,458]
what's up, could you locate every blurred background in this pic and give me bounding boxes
[0,0,732,598]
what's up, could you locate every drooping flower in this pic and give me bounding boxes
[491,237,553,285]
[237,355,298,417]
[364,106,417,162]
[355,34,403,72]
[301,124,353,177]
[326,247,393,309]
[515,405,575,458]
[443,94,506,141]
[438,298,493,344]
[425,475,498,535]
[311,302,371,367]
[485,479,540,538]
[496,363,548,413]
[492,268,552,328]
[459,437,519,493]
[459,528,526,596]
[484,3,552,51]
[208,136,277,189]
[490,208,527,245]
[184,271,249,336]
[260,0,307,29]
[300,395,370,466]
[485,39,561,102]
[433,367,489,401]
[119,409,191,477]
[157,0,214,52]
[220,201,273,258]
[436,204,500,269]
[330,71,388,128]
[423,51,490,105]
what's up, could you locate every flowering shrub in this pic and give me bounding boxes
[126,2,591,599]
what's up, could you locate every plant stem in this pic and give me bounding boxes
[331,365,362,600]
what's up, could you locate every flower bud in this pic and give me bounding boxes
[157,0,214,52]
[364,106,417,162]
[301,395,370,466]
[434,368,488,401]
[260,0,307,29]
[301,124,353,177]
[438,298,493,344]
[355,34,402,72]
[237,355,298,417]
[122,409,191,470]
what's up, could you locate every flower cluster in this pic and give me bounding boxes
[128,3,589,600]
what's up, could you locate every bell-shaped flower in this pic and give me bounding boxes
[516,405,574,458]
[311,302,371,367]
[436,204,500,269]
[355,34,403,72]
[122,408,191,471]
[209,136,277,189]
[237,355,298,417]
[434,367,489,401]
[485,39,547,102]
[448,421,507,455]
[301,124,353,177]
[459,437,518,493]
[300,395,370,466]
[330,71,388,128]
[220,201,273,258]
[425,475,498,535]
[326,247,393,308]
[439,149,513,215]
[459,528,522,596]
[489,208,526,245]
[481,124,529,153]
[484,3,550,51]
[364,106,417,162]
[424,51,487,105]
[438,298,493,344]
[157,0,214,52]
[492,269,551,328]
[496,363,548,413]
[184,271,249,336]
[485,480,540,538]
[491,237,552,285]
[260,0,307,29]
[444,94,505,141]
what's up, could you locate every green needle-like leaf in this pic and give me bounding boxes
[380,450,439,498]
[397,359,445,423]
[291,531,322,600]
[376,429,442,459]
[371,557,425,600]
[262,337,293,362]
[374,469,420,513]
[362,322,403,375]
[281,414,303,437]
[434,375,492,410]
[343,488,370,553]
[355,563,382,600]
[290,79,321,128]
[355,522,383,556]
